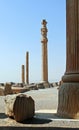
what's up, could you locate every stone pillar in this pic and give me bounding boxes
[22,65,25,83]
[26,52,29,84]
[41,19,48,82]
[57,0,79,119]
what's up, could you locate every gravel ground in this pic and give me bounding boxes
[0,87,79,128]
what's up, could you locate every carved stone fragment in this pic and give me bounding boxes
[5,94,35,122]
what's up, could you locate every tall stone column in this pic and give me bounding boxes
[26,52,29,84]
[57,0,79,119]
[22,65,25,83]
[41,19,48,82]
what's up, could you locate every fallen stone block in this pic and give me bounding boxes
[12,87,30,94]
[37,83,45,89]
[5,93,35,122]
[28,83,38,90]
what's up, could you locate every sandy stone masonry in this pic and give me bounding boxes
[57,0,79,119]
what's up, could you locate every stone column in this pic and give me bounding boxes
[22,65,25,83]
[26,52,29,84]
[41,19,48,82]
[57,0,79,119]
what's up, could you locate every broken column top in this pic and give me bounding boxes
[41,19,47,26]
[41,19,48,43]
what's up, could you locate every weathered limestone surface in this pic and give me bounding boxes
[5,94,35,122]
[57,0,79,118]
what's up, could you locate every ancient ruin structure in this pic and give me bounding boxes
[41,19,48,82]
[5,94,35,122]
[57,0,79,118]
[4,83,13,95]
[22,65,25,83]
[26,52,29,84]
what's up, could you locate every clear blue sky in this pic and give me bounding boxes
[0,0,66,83]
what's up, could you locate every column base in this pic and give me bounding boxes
[57,82,79,119]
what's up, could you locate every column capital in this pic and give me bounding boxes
[41,19,48,44]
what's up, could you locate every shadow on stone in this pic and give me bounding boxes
[35,112,73,119]
[21,117,52,124]
[0,113,7,119]
[35,112,59,119]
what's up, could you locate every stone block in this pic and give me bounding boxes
[37,83,45,89]
[4,82,13,95]
[5,94,35,122]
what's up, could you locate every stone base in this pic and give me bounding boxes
[57,82,79,119]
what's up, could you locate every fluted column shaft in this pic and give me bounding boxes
[57,0,79,119]
[62,0,79,82]
[66,0,79,74]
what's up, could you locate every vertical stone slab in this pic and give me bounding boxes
[26,52,29,84]
[22,65,25,83]
[41,19,48,82]
[57,0,79,119]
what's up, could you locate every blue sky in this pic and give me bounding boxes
[0,0,66,83]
